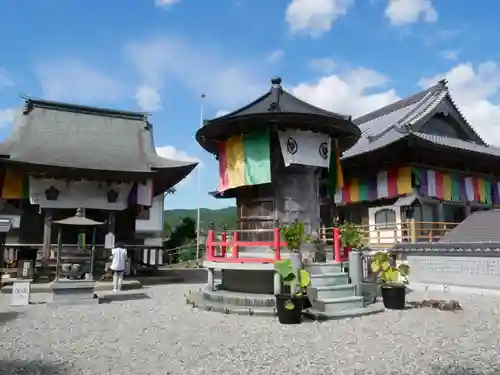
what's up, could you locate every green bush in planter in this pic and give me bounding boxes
[339,222,364,249]
[274,259,311,310]
[279,221,312,252]
[370,250,410,287]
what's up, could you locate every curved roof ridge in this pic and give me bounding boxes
[445,89,487,146]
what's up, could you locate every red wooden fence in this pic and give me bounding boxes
[206,226,350,264]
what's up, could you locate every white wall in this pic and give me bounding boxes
[135,194,164,234]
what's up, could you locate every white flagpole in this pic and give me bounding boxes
[195,93,205,266]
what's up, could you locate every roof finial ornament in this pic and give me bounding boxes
[268,76,283,112]
[438,78,448,88]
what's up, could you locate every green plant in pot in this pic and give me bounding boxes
[274,259,311,324]
[370,250,410,310]
[339,222,364,250]
[280,220,312,269]
[275,221,313,324]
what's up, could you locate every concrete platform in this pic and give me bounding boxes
[1,279,142,294]
[186,290,277,317]
[303,304,386,321]
[202,287,275,307]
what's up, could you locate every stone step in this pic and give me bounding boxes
[202,288,275,307]
[312,295,364,313]
[307,284,356,302]
[310,272,348,287]
[304,262,343,275]
[186,290,276,317]
[304,304,385,321]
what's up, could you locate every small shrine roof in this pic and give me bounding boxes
[196,77,361,154]
[0,98,197,195]
[343,80,500,160]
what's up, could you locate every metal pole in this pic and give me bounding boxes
[195,93,205,266]
[90,227,97,280]
[55,226,62,281]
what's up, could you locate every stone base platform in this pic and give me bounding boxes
[186,288,276,317]
[186,287,386,320]
[1,279,142,294]
[303,304,385,321]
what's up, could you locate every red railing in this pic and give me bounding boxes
[206,227,287,264]
[206,225,353,264]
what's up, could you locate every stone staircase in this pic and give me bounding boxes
[303,262,384,320]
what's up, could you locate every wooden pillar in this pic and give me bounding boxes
[465,203,472,217]
[41,208,53,261]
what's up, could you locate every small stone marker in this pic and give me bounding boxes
[11,279,32,306]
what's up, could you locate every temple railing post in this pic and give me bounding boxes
[273,220,281,260]
[333,227,341,263]
[206,222,215,260]
[221,224,227,257]
[232,231,239,258]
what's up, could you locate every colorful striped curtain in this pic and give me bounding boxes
[414,167,493,204]
[335,167,412,204]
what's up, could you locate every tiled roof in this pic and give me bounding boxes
[343,80,497,159]
[412,132,500,157]
[208,77,351,122]
[440,210,500,243]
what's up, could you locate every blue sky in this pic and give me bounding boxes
[1,0,500,210]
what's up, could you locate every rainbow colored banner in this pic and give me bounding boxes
[1,168,29,199]
[492,181,500,205]
[218,132,271,192]
[414,167,492,204]
[334,167,412,204]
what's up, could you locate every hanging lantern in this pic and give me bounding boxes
[78,231,86,250]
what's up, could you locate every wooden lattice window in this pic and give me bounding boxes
[374,208,396,229]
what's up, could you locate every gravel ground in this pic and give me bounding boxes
[1,285,500,375]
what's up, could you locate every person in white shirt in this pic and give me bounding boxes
[110,242,127,292]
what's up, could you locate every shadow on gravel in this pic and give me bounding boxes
[100,293,151,303]
[358,363,500,375]
[0,311,22,326]
[427,364,500,375]
[0,360,67,375]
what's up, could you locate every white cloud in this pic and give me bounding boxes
[286,0,354,37]
[439,50,460,61]
[291,67,399,117]
[135,85,162,111]
[156,145,200,163]
[419,61,500,145]
[0,67,13,89]
[266,50,285,63]
[156,145,200,186]
[125,36,267,111]
[215,109,230,117]
[309,58,337,74]
[35,59,126,103]
[385,0,437,25]
[154,0,181,8]
[0,108,15,128]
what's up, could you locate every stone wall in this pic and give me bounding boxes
[392,244,500,293]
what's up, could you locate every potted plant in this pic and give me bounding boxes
[274,259,311,324]
[370,250,410,310]
[339,222,364,252]
[280,221,312,270]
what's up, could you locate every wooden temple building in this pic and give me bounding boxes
[0,98,197,279]
[328,79,500,244]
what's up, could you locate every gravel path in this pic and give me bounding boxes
[1,284,500,375]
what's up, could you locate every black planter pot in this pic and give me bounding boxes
[381,285,406,310]
[275,294,303,324]
[302,294,312,310]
